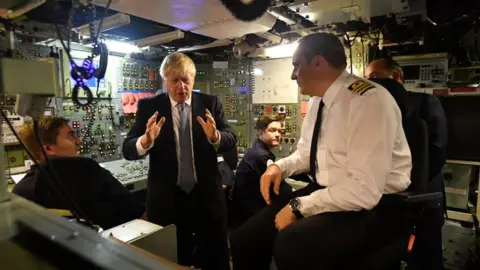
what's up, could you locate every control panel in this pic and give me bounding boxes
[251,103,302,158]
[210,61,252,154]
[393,53,449,91]
[1,95,55,175]
[100,158,149,191]
[346,38,368,78]
[117,59,161,115]
[0,43,54,59]
[57,99,122,163]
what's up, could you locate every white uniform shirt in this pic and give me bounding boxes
[135,94,221,182]
[276,71,412,217]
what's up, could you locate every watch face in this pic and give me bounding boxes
[290,198,300,210]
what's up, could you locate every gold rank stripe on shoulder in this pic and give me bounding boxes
[347,80,375,96]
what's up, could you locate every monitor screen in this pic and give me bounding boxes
[402,65,420,80]
[438,95,480,162]
[70,59,105,89]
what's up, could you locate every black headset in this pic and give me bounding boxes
[70,42,108,106]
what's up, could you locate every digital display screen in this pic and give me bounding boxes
[438,95,480,162]
[402,65,420,80]
[70,59,105,89]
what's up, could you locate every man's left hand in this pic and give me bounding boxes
[197,109,219,142]
[275,205,297,230]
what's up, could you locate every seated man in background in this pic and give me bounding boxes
[366,58,447,270]
[232,114,283,225]
[219,146,238,191]
[12,116,144,229]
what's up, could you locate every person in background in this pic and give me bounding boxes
[12,116,144,229]
[122,52,236,270]
[366,58,448,270]
[232,114,284,225]
[230,33,412,270]
[219,146,238,191]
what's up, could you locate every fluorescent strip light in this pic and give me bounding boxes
[74,13,131,36]
[177,39,232,52]
[341,5,361,13]
[104,40,140,54]
[134,30,185,47]
[262,42,298,58]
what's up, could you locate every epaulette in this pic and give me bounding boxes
[347,80,375,96]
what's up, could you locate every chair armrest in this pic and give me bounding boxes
[382,191,443,205]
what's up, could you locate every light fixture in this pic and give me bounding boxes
[133,30,185,48]
[178,39,232,53]
[261,42,298,58]
[74,13,131,37]
[253,68,264,76]
[341,5,361,13]
[104,39,140,54]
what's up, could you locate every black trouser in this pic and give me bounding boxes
[174,187,230,270]
[408,208,445,270]
[230,183,409,270]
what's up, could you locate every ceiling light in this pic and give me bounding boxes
[341,5,361,13]
[74,13,131,37]
[134,30,185,47]
[104,39,140,54]
[261,42,298,58]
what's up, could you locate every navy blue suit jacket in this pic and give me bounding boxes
[122,92,236,226]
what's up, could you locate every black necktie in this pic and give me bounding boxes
[309,100,325,183]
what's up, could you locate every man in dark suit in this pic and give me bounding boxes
[366,59,448,270]
[122,52,236,269]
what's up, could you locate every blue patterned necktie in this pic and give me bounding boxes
[178,102,195,193]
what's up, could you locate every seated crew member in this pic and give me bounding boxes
[12,116,144,229]
[219,146,238,190]
[366,58,447,270]
[230,32,412,270]
[232,114,282,225]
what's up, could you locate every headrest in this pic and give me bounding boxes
[369,78,408,116]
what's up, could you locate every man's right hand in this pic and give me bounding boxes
[140,112,166,149]
[260,164,282,205]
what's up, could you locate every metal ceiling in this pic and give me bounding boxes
[22,1,215,49]
[105,0,277,40]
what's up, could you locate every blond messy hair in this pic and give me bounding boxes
[160,52,196,79]
[19,116,69,162]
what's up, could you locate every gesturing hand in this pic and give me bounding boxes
[140,112,166,149]
[260,165,282,205]
[197,109,219,142]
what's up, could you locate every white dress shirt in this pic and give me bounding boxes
[276,71,412,217]
[135,94,221,182]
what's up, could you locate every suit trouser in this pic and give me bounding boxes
[174,187,230,270]
[408,208,445,270]
[230,183,409,270]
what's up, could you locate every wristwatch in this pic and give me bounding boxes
[288,198,304,219]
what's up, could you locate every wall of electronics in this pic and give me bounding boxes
[2,42,371,188]
[252,58,303,158]
[393,53,449,92]
[208,61,252,154]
